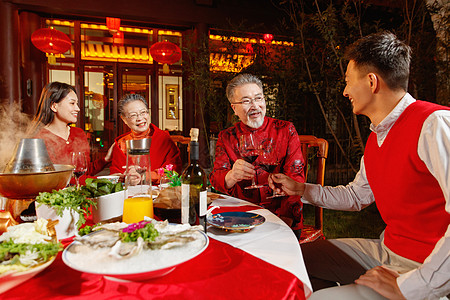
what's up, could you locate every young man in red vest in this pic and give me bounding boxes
[270,31,449,299]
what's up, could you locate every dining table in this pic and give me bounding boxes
[1,194,313,299]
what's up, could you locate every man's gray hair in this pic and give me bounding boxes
[226,73,263,103]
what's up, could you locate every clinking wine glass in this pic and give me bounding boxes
[71,151,87,189]
[259,140,285,198]
[239,132,264,189]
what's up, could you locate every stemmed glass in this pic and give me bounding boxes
[71,152,87,189]
[259,139,285,198]
[239,132,264,189]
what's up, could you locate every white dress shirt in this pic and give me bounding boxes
[302,93,450,299]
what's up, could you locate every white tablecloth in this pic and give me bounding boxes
[209,195,313,298]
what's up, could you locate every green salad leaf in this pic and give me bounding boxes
[36,187,96,228]
[0,241,62,265]
[80,178,124,198]
[78,223,101,236]
[119,221,159,243]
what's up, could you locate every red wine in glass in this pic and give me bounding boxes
[71,152,87,189]
[239,133,264,189]
[242,154,259,164]
[260,139,286,198]
[73,170,85,178]
[260,163,278,173]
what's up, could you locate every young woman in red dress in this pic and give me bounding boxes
[29,82,112,185]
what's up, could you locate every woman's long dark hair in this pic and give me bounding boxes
[28,82,76,136]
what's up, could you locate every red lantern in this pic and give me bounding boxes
[31,28,71,54]
[150,41,181,65]
[106,17,121,33]
[263,33,273,43]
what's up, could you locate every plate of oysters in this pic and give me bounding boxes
[62,219,208,281]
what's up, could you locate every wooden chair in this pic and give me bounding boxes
[170,135,191,166]
[298,135,329,244]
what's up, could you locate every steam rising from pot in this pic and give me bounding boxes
[0,103,33,170]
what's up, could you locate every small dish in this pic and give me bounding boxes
[0,256,56,294]
[207,211,265,232]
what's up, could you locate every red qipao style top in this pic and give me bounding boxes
[35,126,108,185]
[109,124,182,181]
[364,100,450,263]
[210,117,306,231]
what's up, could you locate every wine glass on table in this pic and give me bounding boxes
[239,132,264,189]
[71,152,87,189]
[259,140,285,198]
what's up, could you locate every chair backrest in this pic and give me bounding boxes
[170,135,191,166]
[298,135,329,231]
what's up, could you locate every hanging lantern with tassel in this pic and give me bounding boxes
[106,17,121,34]
[31,27,72,64]
[263,33,274,44]
[150,41,181,74]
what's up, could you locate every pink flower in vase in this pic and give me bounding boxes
[165,164,174,171]
[157,167,165,176]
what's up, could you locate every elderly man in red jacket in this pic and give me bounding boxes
[210,73,306,237]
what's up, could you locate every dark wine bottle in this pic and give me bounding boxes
[181,128,207,232]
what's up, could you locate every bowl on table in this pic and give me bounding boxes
[35,203,80,240]
[92,190,125,223]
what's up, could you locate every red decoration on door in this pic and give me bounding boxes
[113,31,124,45]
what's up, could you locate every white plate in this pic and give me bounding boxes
[62,228,208,281]
[0,256,56,294]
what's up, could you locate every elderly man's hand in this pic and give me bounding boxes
[269,173,305,196]
[224,159,256,189]
[355,266,406,300]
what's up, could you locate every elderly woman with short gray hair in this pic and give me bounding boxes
[109,93,182,183]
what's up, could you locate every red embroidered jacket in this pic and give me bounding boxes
[210,117,305,230]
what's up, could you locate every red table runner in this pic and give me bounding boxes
[4,238,305,300]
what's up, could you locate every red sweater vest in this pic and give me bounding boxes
[364,100,450,263]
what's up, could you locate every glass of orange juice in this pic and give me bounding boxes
[122,195,154,224]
